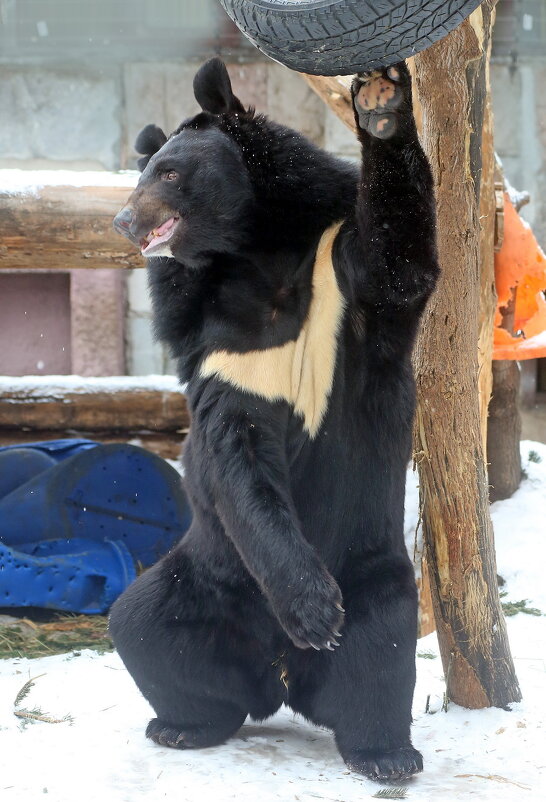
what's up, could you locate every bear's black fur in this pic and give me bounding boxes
[110,58,439,781]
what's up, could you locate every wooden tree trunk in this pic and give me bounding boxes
[487,290,523,501]
[412,3,521,707]
[488,359,522,500]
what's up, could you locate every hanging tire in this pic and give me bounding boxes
[218,0,483,76]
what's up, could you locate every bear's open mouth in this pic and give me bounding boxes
[140,216,180,255]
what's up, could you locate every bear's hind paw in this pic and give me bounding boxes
[146,718,196,749]
[344,745,423,781]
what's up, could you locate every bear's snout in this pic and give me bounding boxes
[113,207,137,240]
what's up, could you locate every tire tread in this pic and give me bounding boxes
[218,0,483,75]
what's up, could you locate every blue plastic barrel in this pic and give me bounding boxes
[0,443,191,565]
[0,538,136,614]
[0,442,192,612]
[0,448,56,499]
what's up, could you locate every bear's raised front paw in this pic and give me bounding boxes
[344,745,423,781]
[351,63,411,140]
[275,569,345,651]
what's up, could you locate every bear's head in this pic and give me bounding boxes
[113,58,255,268]
[114,58,358,268]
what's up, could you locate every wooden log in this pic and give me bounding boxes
[486,160,522,501]
[412,2,520,708]
[487,288,523,501]
[488,359,522,500]
[0,382,189,432]
[0,173,143,270]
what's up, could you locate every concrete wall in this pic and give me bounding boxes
[0,269,125,377]
[0,60,357,173]
[0,65,121,171]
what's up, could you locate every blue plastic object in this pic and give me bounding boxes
[0,448,56,499]
[0,442,192,612]
[0,438,99,463]
[0,538,136,614]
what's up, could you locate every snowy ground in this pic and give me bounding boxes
[1,442,545,802]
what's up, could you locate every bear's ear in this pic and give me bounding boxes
[134,124,168,172]
[193,57,246,115]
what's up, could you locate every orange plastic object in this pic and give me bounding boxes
[493,194,546,360]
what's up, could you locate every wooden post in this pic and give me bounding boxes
[411,2,521,707]
[486,163,523,501]
[487,290,523,501]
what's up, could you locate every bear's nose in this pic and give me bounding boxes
[113,207,135,238]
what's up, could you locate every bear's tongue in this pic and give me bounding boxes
[141,217,178,255]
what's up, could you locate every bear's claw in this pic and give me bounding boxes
[343,745,423,781]
[275,567,345,651]
[146,718,194,749]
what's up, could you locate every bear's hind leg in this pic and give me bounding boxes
[286,554,422,781]
[145,706,247,750]
[109,559,285,750]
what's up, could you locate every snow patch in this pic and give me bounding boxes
[1,374,184,396]
[0,169,139,196]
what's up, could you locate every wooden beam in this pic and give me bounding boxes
[0,175,143,270]
[0,385,189,432]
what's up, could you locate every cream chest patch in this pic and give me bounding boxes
[200,221,345,438]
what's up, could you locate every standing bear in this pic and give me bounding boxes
[111,57,439,781]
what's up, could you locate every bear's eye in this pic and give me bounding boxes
[162,170,178,182]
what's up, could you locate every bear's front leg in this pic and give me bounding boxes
[206,402,345,651]
[345,62,439,319]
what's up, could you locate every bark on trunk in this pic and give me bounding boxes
[412,3,521,707]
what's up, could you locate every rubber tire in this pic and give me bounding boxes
[218,0,483,76]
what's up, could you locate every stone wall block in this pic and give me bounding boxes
[0,67,120,169]
[267,64,325,145]
[226,62,269,115]
[123,63,170,169]
[70,269,125,376]
[323,111,359,160]
[163,63,203,135]
[490,64,521,158]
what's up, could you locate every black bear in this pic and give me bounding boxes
[110,58,439,782]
